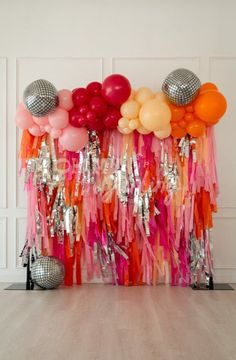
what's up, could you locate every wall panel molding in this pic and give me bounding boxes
[0,217,7,269]
[0,58,7,209]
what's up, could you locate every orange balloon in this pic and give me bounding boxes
[169,104,185,122]
[200,82,218,93]
[184,113,194,122]
[187,119,206,137]
[179,120,187,129]
[186,105,194,113]
[171,125,187,138]
[194,90,227,123]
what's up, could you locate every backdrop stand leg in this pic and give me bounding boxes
[4,249,40,290]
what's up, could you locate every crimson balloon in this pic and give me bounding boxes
[103,107,121,129]
[102,74,131,106]
[86,114,103,131]
[69,108,87,127]
[79,104,89,115]
[72,88,90,107]
[86,110,97,123]
[89,96,108,117]
[87,82,102,96]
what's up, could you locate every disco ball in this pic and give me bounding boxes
[23,79,58,117]
[31,256,64,289]
[162,68,201,106]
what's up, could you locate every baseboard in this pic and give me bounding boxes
[1,268,236,284]
[214,268,236,283]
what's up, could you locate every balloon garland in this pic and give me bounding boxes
[16,69,226,287]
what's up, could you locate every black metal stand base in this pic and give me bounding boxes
[191,283,234,290]
[4,283,42,290]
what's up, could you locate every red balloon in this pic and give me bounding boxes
[79,104,89,115]
[102,74,131,106]
[69,108,87,128]
[77,115,87,127]
[87,118,104,131]
[86,110,97,123]
[89,96,108,117]
[103,107,121,129]
[87,82,102,96]
[72,88,90,107]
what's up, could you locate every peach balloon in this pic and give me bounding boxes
[120,99,140,119]
[48,107,69,129]
[118,117,129,128]
[135,87,154,105]
[155,92,167,102]
[128,89,136,100]
[129,118,140,130]
[139,99,171,131]
[154,124,171,139]
[118,126,133,135]
[137,126,151,135]
[58,89,74,111]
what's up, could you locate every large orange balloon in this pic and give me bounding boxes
[187,119,206,137]
[200,82,218,94]
[169,104,185,122]
[194,90,227,124]
[171,125,187,138]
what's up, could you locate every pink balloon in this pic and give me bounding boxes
[33,116,49,126]
[48,107,69,129]
[44,124,52,133]
[50,128,62,139]
[58,89,73,111]
[59,125,89,152]
[16,102,26,113]
[15,109,34,129]
[28,124,45,137]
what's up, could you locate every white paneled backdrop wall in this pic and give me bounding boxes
[0,0,235,282]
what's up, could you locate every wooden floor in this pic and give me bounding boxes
[0,283,236,360]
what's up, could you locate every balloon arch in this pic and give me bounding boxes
[15,69,226,288]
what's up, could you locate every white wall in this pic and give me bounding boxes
[0,0,235,282]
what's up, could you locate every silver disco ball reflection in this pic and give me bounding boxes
[23,79,58,117]
[162,68,201,106]
[31,256,64,289]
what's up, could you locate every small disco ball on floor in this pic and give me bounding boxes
[31,256,65,289]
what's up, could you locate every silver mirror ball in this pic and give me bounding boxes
[162,68,201,106]
[23,79,58,117]
[31,256,65,289]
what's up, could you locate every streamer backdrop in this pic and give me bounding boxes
[15,69,227,287]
